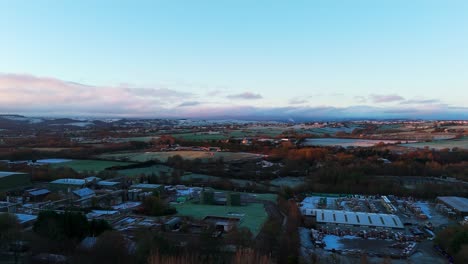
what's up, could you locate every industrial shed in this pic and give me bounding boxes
[49,178,86,191]
[130,183,164,193]
[0,171,31,191]
[436,196,468,217]
[311,209,404,229]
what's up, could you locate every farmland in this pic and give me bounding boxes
[172,132,228,141]
[400,136,468,150]
[98,151,263,162]
[113,136,160,143]
[303,138,400,147]
[50,159,134,173]
[174,202,268,236]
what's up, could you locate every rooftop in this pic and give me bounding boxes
[73,188,95,198]
[86,210,119,219]
[306,209,404,229]
[112,202,142,210]
[26,188,50,196]
[130,183,162,189]
[437,196,468,213]
[0,171,28,178]
[97,181,120,186]
[50,178,86,185]
[84,176,101,182]
[0,213,38,224]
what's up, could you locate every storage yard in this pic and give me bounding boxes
[299,194,457,262]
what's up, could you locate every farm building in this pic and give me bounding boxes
[73,188,95,199]
[0,171,31,191]
[436,196,468,217]
[83,176,101,183]
[97,181,121,189]
[24,188,51,202]
[130,183,164,193]
[0,213,38,227]
[49,178,86,191]
[307,209,404,229]
[203,216,240,232]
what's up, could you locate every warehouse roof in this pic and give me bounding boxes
[437,196,468,213]
[50,178,86,185]
[84,176,101,182]
[0,171,27,178]
[130,183,162,189]
[308,209,404,229]
[97,181,120,186]
[27,188,50,196]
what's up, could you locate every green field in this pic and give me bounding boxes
[243,126,286,137]
[172,132,228,141]
[174,202,268,235]
[51,159,134,173]
[172,129,287,140]
[251,193,278,202]
[98,151,262,162]
[400,137,468,150]
[114,136,160,143]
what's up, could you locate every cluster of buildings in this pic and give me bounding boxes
[300,193,468,260]
[1,169,252,236]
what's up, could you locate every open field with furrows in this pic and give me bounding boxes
[174,202,268,236]
[98,151,263,162]
[400,136,468,150]
[51,159,134,172]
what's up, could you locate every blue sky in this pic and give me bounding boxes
[0,0,467,119]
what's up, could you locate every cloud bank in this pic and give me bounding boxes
[0,73,466,120]
[226,92,263,100]
[370,94,405,103]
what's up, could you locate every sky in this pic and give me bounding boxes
[0,0,467,120]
